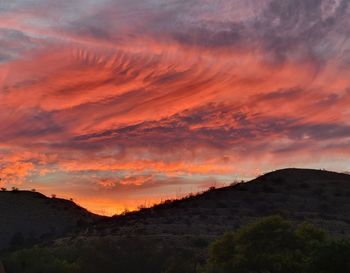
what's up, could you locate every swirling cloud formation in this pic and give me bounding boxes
[1,0,350,214]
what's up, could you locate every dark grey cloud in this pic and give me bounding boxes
[0,109,63,142]
[0,28,38,62]
[70,104,279,148]
[2,0,349,65]
[47,0,349,66]
[256,88,303,101]
[68,96,350,159]
[288,123,350,140]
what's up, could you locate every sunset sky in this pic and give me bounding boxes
[1,0,350,215]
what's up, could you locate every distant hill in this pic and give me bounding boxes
[1,168,350,251]
[1,169,350,273]
[91,168,350,238]
[0,190,100,250]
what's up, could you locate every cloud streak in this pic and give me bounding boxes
[0,0,350,214]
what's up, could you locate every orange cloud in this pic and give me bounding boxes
[1,0,350,214]
[59,158,234,175]
[97,175,154,188]
[0,161,35,185]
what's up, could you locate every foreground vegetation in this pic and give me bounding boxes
[205,216,350,273]
[2,215,350,273]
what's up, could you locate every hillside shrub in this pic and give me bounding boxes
[204,215,350,273]
[3,216,350,273]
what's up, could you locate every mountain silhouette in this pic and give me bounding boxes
[0,190,100,250]
[1,168,349,252]
[91,168,350,238]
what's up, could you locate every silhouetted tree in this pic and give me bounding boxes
[205,216,326,273]
[307,239,350,273]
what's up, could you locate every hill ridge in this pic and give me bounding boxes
[88,168,350,238]
[0,189,101,250]
[1,168,350,251]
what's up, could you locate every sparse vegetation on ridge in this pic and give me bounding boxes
[1,168,350,273]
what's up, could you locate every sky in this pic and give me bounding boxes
[0,0,350,215]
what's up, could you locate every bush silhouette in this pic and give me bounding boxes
[307,239,350,273]
[3,216,350,273]
[3,247,79,273]
[205,216,326,273]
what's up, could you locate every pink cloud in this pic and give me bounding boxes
[1,0,350,214]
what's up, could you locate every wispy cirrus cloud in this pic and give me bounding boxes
[0,0,350,214]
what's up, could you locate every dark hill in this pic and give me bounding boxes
[1,169,350,273]
[0,190,100,250]
[1,169,350,251]
[90,168,350,238]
